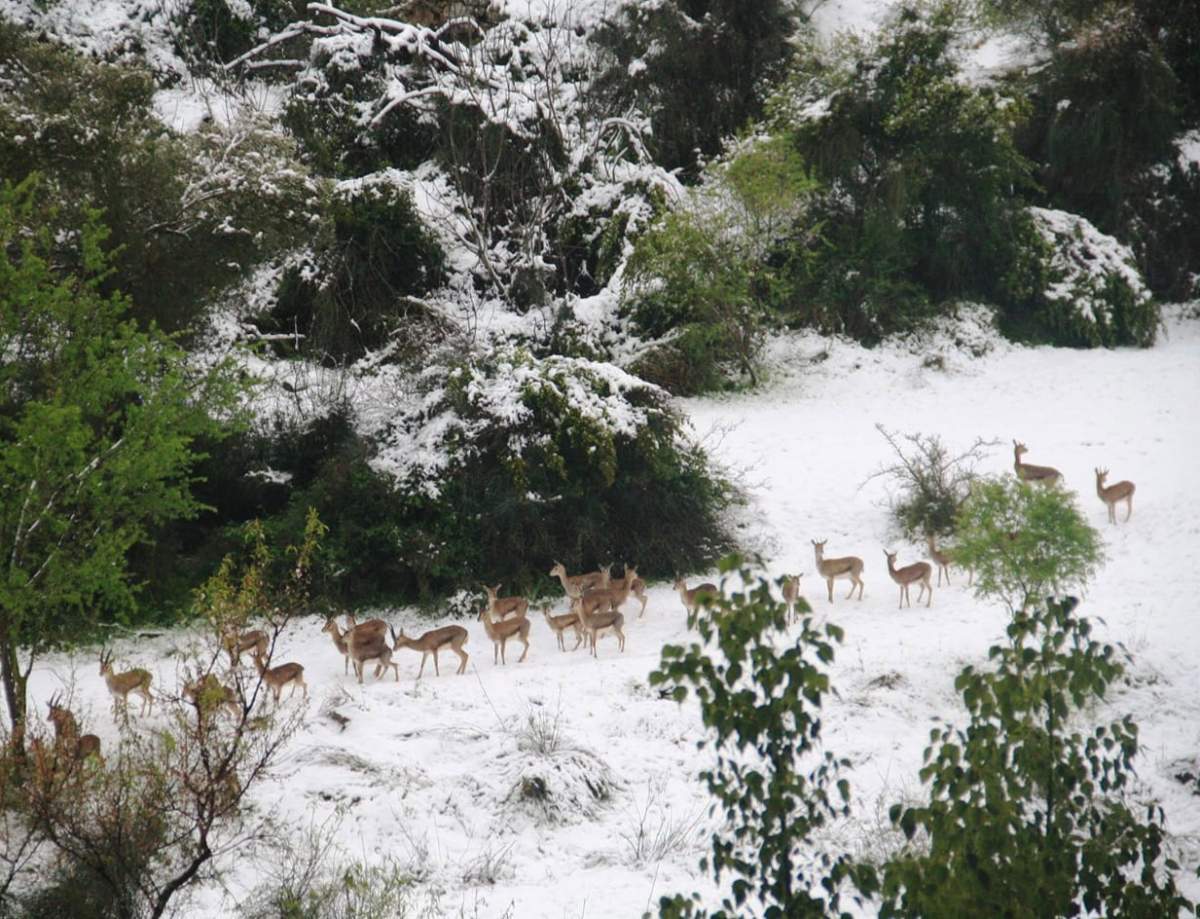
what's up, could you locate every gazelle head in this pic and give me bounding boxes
[549,562,566,578]
[884,549,897,565]
[672,576,685,591]
[321,617,341,638]
[812,539,827,550]
[98,649,113,676]
[1013,440,1028,459]
[1095,467,1109,484]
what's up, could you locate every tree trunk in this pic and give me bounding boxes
[0,620,28,750]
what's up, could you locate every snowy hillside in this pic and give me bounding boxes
[27,307,1200,916]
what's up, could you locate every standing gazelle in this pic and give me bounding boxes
[389,624,469,678]
[782,575,803,624]
[1095,468,1135,524]
[478,605,531,665]
[1013,440,1062,486]
[884,550,932,609]
[99,650,154,720]
[811,540,865,603]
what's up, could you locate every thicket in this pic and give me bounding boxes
[623,136,817,393]
[0,22,316,336]
[591,0,797,176]
[772,5,1040,342]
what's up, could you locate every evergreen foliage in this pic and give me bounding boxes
[774,4,1037,341]
[591,0,797,176]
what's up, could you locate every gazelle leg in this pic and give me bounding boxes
[433,649,441,677]
[1125,496,1133,521]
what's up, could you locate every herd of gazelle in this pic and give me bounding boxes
[39,439,1139,750]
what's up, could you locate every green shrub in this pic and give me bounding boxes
[881,597,1193,917]
[954,476,1104,613]
[1001,206,1160,347]
[623,135,816,393]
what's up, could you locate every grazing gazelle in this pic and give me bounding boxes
[1013,440,1062,486]
[1095,468,1135,524]
[478,605,531,665]
[548,562,610,599]
[484,584,530,621]
[252,652,308,702]
[884,550,933,609]
[99,650,154,719]
[222,628,268,667]
[541,603,585,652]
[182,673,241,720]
[47,695,102,763]
[781,574,803,623]
[389,624,469,678]
[811,540,865,603]
[673,577,718,616]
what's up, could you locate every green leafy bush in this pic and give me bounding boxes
[881,597,1193,917]
[623,135,816,393]
[954,477,1104,613]
[649,560,865,917]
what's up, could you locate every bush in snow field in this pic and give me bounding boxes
[367,350,734,599]
[953,476,1104,614]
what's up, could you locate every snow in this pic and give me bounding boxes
[23,308,1200,916]
[1178,129,1200,171]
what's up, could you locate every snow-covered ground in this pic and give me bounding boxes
[26,307,1200,916]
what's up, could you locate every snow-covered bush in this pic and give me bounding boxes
[774,4,1036,341]
[364,350,734,597]
[1024,206,1159,347]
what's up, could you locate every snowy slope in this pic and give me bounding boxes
[26,307,1200,917]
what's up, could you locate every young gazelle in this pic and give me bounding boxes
[782,574,803,624]
[548,562,610,599]
[925,534,953,586]
[389,624,469,678]
[1095,468,1135,524]
[47,695,102,763]
[629,574,649,618]
[99,650,154,719]
[252,652,308,702]
[1013,440,1062,486]
[484,584,530,621]
[541,603,585,652]
[811,540,865,603]
[222,628,269,667]
[673,577,718,616]
[574,596,626,657]
[884,550,932,609]
[478,605,531,665]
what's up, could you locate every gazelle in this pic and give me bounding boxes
[1095,468,1135,524]
[1013,440,1062,486]
[252,652,308,702]
[925,534,954,586]
[548,562,611,599]
[541,603,584,652]
[811,540,865,603]
[884,550,932,609]
[322,616,388,675]
[99,650,154,719]
[183,673,241,719]
[484,584,530,621]
[478,605,531,665]
[577,567,638,620]
[389,624,469,678]
[47,695,102,763]
[347,627,400,683]
[629,574,649,618]
[222,628,269,667]
[782,574,803,623]
[574,596,626,657]
[672,577,718,616]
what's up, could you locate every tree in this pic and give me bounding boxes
[0,178,245,743]
[649,558,871,917]
[953,477,1104,613]
[881,596,1194,917]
